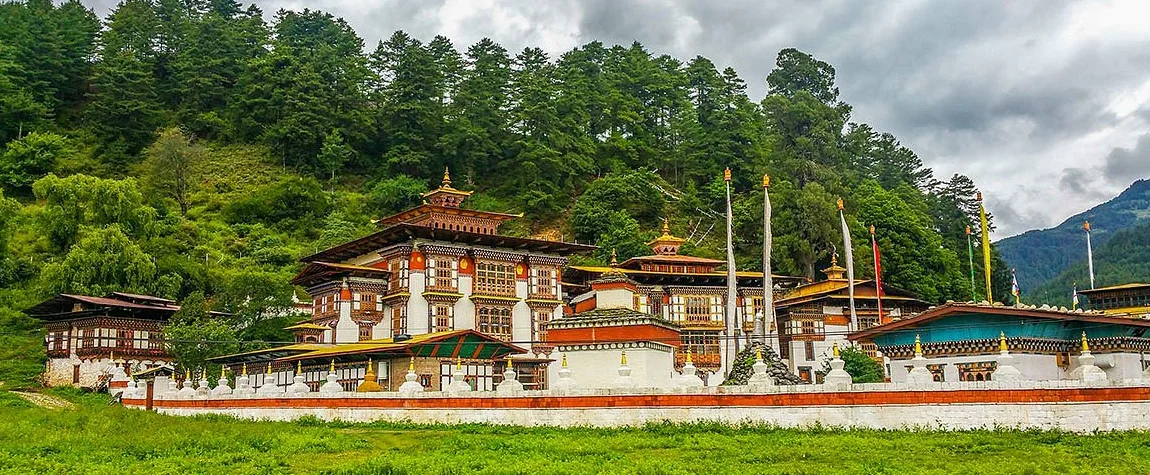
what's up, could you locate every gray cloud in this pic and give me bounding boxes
[79,0,1150,236]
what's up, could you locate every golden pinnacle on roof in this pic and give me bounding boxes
[621,350,627,366]
[830,252,838,267]
[763,174,770,188]
[833,341,841,358]
[999,331,1008,352]
[609,248,618,267]
[914,334,923,357]
[1081,331,1090,353]
[662,218,670,235]
[442,166,452,187]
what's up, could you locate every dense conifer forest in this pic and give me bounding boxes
[0,0,1018,347]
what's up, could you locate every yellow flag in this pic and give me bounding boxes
[978,192,992,301]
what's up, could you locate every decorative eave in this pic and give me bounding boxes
[303,223,596,264]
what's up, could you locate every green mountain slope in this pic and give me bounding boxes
[998,179,1150,293]
[1030,220,1150,305]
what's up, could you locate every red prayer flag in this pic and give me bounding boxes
[870,227,885,324]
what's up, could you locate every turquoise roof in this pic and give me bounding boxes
[870,312,1145,347]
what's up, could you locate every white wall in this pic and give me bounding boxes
[887,352,1147,382]
[551,347,677,389]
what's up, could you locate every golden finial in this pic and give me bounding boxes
[830,252,838,267]
[110,350,114,362]
[297,361,302,374]
[561,353,568,367]
[724,167,732,182]
[869,225,875,236]
[442,166,452,187]
[833,341,841,358]
[456,357,462,370]
[999,331,1008,352]
[220,365,227,380]
[330,359,336,373]
[408,357,415,372]
[621,350,627,366]
[685,346,693,364]
[609,248,618,267]
[1084,221,1091,232]
[836,197,844,211]
[662,218,670,235]
[762,174,770,188]
[241,363,248,376]
[755,347,763,361]
[1081,331,1089,353]
[184,368,190,381]
[914,334,923,356]
[266,362,272,374]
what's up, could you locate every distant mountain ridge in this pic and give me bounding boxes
[997,179,1150,294]
[1031,220,1150,304]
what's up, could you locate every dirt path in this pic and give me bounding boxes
[12,391,74,409]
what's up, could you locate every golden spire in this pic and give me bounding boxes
[1081,331,1089,353]
[869,225,876,236]
[408,357,415,372]
[999,331,1007,352]
[685,346,693,364]
[620,350,627,366]
[914,334,923,357]
[831,252,838,267]
[220,366,227,380]
[442,166,452,187]
[456,357,462,371]
[297,361,302,374]
[330,360,336,373]
[185,368,190,381]
[561,353,568,367]
[609,248,618,267]
[662,218,670,235]
[836,197,844,211]
[833,341,841,358]
[110,350,115,362]
[763,174,770,188]
[266,362,272,375]
[755,347,763,361]
[724,167,732,182]
[241,363,247,376]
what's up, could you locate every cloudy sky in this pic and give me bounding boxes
[90,0,1150,237]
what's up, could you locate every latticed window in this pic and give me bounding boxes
[532,310,551,344]
[785,319,824,336]
[426,257,458,291]
[475,262,516,296]
[391,306,407,336]
[750,296,765,319]
[680,331,720,360]
[388,259,409,291]
[353,292,378,311]
[529,267,556,297]
[433,305,453,332]
[684,296,717,324]
[477,306,513,341]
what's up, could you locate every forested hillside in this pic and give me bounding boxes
[999,179,1150,295]
[0,0,1016,352]
[1030,220,1150,305]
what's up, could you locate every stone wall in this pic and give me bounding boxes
[124,380,1150,433]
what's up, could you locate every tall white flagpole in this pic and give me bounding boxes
[760,174,774,346]
[1085,221,1095,289]
[723,168,737,378]
[837,198,858,331]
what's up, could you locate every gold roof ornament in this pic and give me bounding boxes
[833,341,841,358]
[357,358,382,392]
[1081,331,1090,353]
[914,334,923,357]
[442,166,452,187]
[999,331,1008,352]
[646,218,686,250]
[609,248,618,267]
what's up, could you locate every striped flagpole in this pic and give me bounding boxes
[978,192,993,301]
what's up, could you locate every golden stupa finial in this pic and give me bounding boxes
[685,346,693,364]
[830,252,838,267]
[1081,331,1089,353]
[999,331,1008,352]
[266,362,272,375]
[456,357,462,371]
[330,359,336,373]
[833,341,841,358]
[662,218,670,235]
[836,197,844,211]
[442,166,452,187]
[241,363,247,376]
[620,350,627,366]
[220,365,227,380]
[914,334,923,356]
[561,353,568,367]
[724,167,732,182]
[184,368,190,381]
[297,361,302,374]
[763,174,770,188]
[755,347,763,361]
[110,350,115,362]
[408,356,415,372]
[609,248,618,267]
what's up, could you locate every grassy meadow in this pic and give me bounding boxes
[1,389,1149,474]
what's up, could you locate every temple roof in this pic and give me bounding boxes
[208,329,526,365]
[619,254,723,268]
[547,307,679,332]
[775,279,927,308]
[373,205,522,229]
[1079,283,1150,295]
[301,223,597,263]
[291,261,390,287]
[567,265,805,287]
[26,293,181,321]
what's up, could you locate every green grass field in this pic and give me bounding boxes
[1,390,1149,474]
